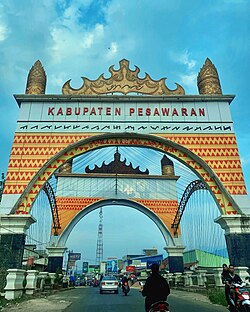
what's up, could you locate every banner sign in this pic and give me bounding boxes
[126,265,136,272]
[68,260,76,267]
[69,253,81,261]
[82,262,88,273]
[17,100,234,134]
[107,258,118,273]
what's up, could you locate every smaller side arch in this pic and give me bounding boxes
[55,198,176,248]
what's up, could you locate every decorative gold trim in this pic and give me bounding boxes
[62,59,185,96]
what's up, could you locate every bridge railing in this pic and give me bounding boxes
[2,267,250,301]
[166,267,250,289]
[3,269,57,300]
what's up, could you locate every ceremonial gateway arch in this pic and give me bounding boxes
[1,58,250,274]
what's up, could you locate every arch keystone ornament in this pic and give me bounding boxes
[62,59,185,95]
[1,57,250,274]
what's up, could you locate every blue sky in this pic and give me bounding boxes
[0,0,250,264]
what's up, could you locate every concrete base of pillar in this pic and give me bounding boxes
[225,233,250,269]
[0,234,26,292]
[5,289,23,300]
[164,246,185,273]
[215,215,250,270]
[25,270,39,295]
[4,269,25,300]
[47,247,67,273]
[48,256,63,273]
[168,256,184,273]
[0,214,36,292]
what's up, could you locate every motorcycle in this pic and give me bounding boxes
[122,281,130,296]
[229,282,250,312]
[149,301,170,312]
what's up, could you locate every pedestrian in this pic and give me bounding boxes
[141,263,170,312]
[221,264,230,308]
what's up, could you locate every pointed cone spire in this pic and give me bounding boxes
[197,58,222,95]
[25,60,47,94]
[161,155,175,176]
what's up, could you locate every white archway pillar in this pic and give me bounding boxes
[215,214,250,269]
[164,245,185,273]
[47,246,67,273]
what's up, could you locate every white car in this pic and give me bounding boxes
[100,275,119,294]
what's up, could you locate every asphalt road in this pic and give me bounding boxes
[62,286,227,312]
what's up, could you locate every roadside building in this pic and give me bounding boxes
[183,249,229,270]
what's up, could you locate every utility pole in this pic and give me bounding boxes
[95,208,103,264]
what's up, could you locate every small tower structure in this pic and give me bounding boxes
[25,60,47,94]
[197,58,222,95]
[161,155,175,176]
[96,207,104,264]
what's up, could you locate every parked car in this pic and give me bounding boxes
[100,275,119,294]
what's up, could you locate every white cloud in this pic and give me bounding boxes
[169,50,198,93]
[49,22,105,64]
[81,24,104,49]
[0,3,8,42]
[106,41,118,59]
[0,23,8,41]
[177,51,196,69]
[179,72,197,92]
[81,33,94,49]
[222,0,247,3]
[50,72,68,89]
[241,157,250,167]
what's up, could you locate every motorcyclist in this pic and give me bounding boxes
[225,265,243,307]
[226,265,242,285]
[141,263,170,312]
[121,274,129,292]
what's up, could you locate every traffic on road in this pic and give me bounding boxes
[62,286,227,312]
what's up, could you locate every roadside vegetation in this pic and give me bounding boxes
[207,288,227,306]
[0,295,29,309]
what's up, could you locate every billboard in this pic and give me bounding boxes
[69,253,81,261]
[68,260,76,268]
[107,258,118,273]
[126,265,136,272]
[82,261,88,273]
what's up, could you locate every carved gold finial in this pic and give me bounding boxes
[25,60,47,94]
[62,59,185,96]
[161,155,175,176]
[197,58,222,95]
[58,160,72,173]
